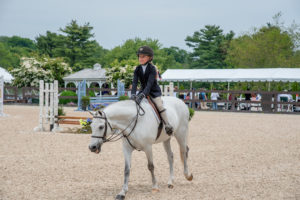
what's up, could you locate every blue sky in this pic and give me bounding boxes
[0,0,299,50]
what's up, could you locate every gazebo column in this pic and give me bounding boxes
[86,81,91,88]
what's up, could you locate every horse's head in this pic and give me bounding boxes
[88,111,111,154]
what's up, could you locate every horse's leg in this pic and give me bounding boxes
[175,127,193,181]
[144,146,159,193]
[116,140,134,200]
[163,138,174,188]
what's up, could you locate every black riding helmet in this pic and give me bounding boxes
[136,46,154,57]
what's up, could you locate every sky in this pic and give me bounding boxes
[0,0,299,51]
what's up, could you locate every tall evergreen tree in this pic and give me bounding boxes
[57,20,100,70]
[185,25,234,68]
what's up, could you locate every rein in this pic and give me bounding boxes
[91,101,145,151]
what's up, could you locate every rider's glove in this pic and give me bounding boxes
[135,93,145,104]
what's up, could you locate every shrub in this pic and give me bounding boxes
[189,107,195,121]
[58,106,65,116]
[59,90,77,105]
[88,90,96,97]
[119,95,129,101]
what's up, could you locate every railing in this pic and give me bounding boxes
[177,89,300,113]
[3,86,300,113]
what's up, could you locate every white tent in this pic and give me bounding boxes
[161,68,300,83]
[0,67,14,83]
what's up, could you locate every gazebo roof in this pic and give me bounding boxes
[63,64,106,81]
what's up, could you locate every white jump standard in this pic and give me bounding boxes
[34,80,59,132]
[0,76,4,116]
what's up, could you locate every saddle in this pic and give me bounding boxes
[146,96,164,140]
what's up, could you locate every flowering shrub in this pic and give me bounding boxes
[105,59,137,88]
[11,56,72,87]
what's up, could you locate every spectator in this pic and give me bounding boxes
[210,90,219,110]
[200,89,208,109]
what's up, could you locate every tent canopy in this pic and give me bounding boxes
[161,68,300,82]
[0,67,14,83]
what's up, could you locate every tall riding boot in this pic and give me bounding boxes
[160,110,173,135]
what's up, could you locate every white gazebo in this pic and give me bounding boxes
[63,63,107,88]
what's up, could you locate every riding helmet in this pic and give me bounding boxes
[136,46,154,57]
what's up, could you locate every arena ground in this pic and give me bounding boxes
[0,105,300,200]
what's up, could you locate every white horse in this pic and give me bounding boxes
[89,96,193,200]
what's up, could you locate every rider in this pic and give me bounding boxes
[131,46,173,135]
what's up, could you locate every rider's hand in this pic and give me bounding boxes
[135,93,145,104]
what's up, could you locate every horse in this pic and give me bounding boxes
[88,96,193,200]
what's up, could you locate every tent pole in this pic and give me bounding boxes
[227,82,230,110]
[268,82,271,91]
[190,81,192,90]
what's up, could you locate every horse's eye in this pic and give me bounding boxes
[99,125,104,130]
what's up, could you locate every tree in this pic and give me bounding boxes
[0,43,19,70]
[226,25,296,68]
[57,20,101,70]
[102,38,181,71]
[162,46,188,64]
[36,31,63,57]
[185,25,234,68]
[0,36,37,70]
[35,20,107,71]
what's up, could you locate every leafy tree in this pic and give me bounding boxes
[0,36,37,69]
[162,46,188,64]
[226,25,296,68]
[102,38,181,71]
[0,36,36,50]
[185,25,234,69]
[0,42,19,70]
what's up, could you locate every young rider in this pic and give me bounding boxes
[131,46,173,135]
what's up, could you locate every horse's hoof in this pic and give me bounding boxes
[152,188,160,193]
[115,194,125,200]
[168,184,174,189]
[187,173,193,181]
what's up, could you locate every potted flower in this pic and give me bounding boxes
[81,96,90,111]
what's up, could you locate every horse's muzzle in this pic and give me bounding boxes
[89,143,101,154]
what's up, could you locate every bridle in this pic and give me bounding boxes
[90,111,112,142]
[91,101,145,150]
